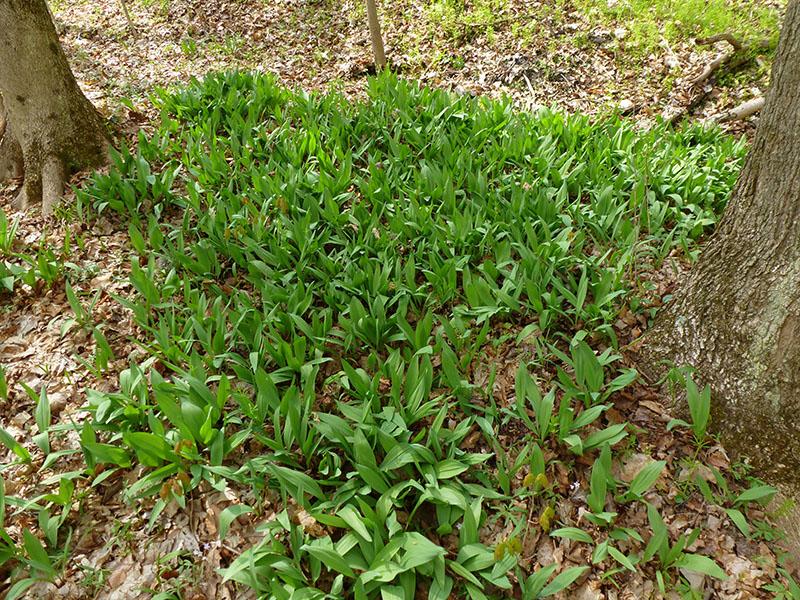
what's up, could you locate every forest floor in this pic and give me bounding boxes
[52,0,782,131]
[0,0,796,599]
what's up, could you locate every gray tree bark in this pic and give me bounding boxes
[640,0,800,554]
[0,0,108,214]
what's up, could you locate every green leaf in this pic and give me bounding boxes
[4,578,37,600]
[267,464,324,500]
[302,542,356,577]
[643,503,667,562]
[724,508,750,538]
[550,527,593,544]
[674,553,728,580]
[22,529,55,578]
[625,460,666,499]
[436,458,468,479]
[539,565,590,596]
[684,375,710,441]
[0,365,7,400]
[34,387,50,454]
[448,559,483,587]
[734,485,777,506]
[379,586,405,600]
[400,532,445,569]
[608,545,637,572]
[0,427,30,462]
[218,504,252,540]
[524,563,558,597]
[123,432,173,467]
[581,423,627,453]
[82,442,131,468]
[338,505,372,541]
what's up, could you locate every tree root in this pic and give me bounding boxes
[11,155,67,216]
[41,156,66,216]
[0,97,23,181]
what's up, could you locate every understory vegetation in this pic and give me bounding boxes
[2,72,798,598]
[423,0,779,54]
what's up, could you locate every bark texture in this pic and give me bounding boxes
[0,95,23,181]
[640,0,800,552]
[0,0,108,214]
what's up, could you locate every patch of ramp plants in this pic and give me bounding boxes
[7,71,796,598]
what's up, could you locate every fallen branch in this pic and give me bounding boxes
[716,96,765,122]
[668,88,711,125]
[690,52,731,87]
[689,32,759,88]
[696,32,743,51]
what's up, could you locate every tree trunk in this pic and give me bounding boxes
[640,0,800,553]
[365,0,386,70]
[0,0,108,214]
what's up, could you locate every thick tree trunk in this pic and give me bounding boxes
[640,0,800,552]
[0,0,108,214]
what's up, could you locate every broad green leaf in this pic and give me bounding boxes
[302,543,355,577]
[608,545,637,572]
[539,565,590,596]
[218,504,252,540]
[0,428,30,462]
[724,508,750,538]
[734,485,777,506]
[267,464,324,500]
[550,527,593,544]
[22,530,55,578]
[625,460,666,499]
[338,505,372,541]
[436,458,468,479]
[674,553,727,580]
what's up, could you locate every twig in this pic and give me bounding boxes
[716,96,765,122]
[119,0,136,34]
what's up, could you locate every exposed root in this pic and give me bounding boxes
[671,31,763,121]
[0,97,23,181]
[10,154,67,215]
[2,91,100,215]
[41,156,66,215]
[12,176,35,211]
[0,131,23,181]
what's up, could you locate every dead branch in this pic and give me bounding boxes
[696,32,743,51]
[690,52,731,87]
[668,87,711,125]
[690,32,758,88]
[716,96,765,122]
